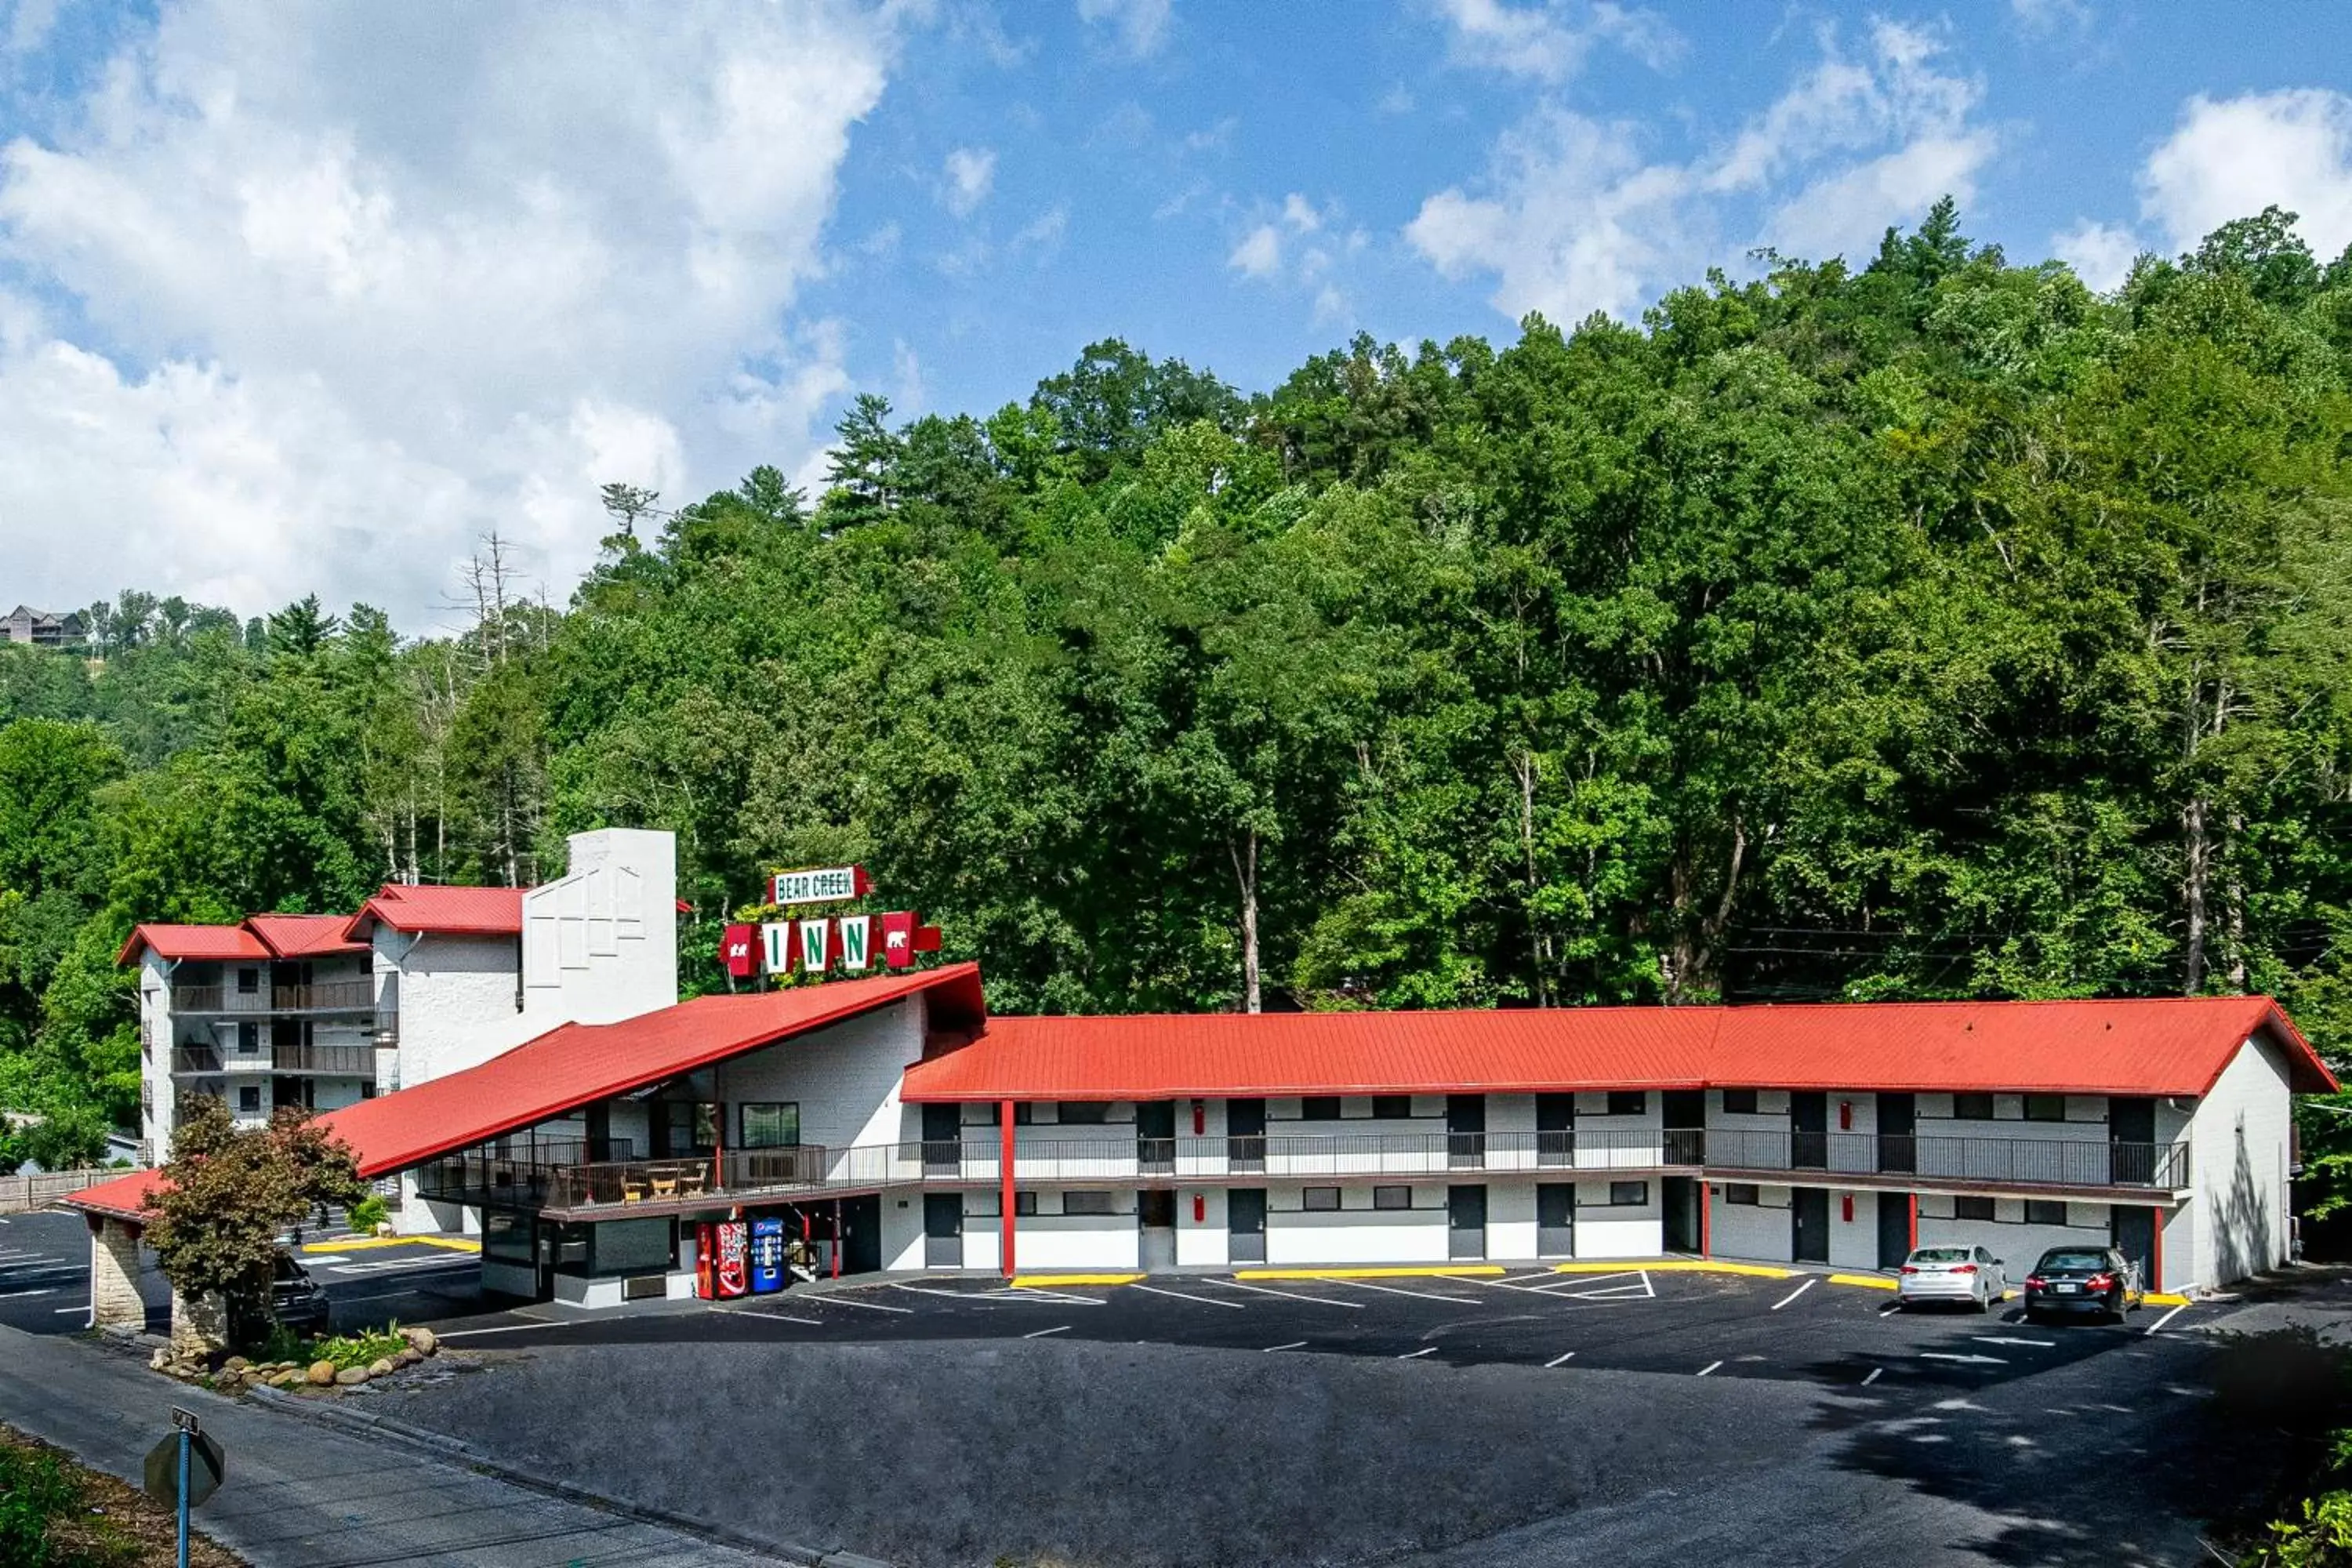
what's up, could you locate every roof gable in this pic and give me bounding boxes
[343,884,528,941]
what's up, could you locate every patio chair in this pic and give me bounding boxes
[620,1173,648,1203]
[649,1166,679,1198]
[677,1164,708,1198]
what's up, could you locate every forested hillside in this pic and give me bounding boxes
[8,202,2352,1178]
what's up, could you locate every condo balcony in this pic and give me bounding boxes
[167,978,379,1015]
[169,1043,378,1078]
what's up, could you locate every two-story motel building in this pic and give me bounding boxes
[68,955,2334,1323]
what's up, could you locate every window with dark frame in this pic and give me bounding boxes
[1609,1181,1648,1206]
[237,1086,261,1113]
[1300,1097,1342,1121]
[739,1102,800,1149]
[235,967,259,994]
[1302,1186,1341,1211]
[2024,1199,2067,1226]
[1955,1195,1996,1221]
[1371,1095,1412,1120]
[1606,1091,1646,1116]
[1722,1089,1759,1115]
[236,1022,258,1054]
[1373,1185,1411,1210]
[1057,1102,1112,1125]
[1952,1092,1995,1120]
[1013,1191,1037,1217]
[2023,1094,2066,1123]
[1725,1183,1760,1205]
[1062,1190,1116,1215]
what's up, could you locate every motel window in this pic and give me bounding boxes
[1371,1095,1412,1120]
[236,1022,258,1054]
[1606,1091,1646,1117]
[1722,1089,1759,1116]
[237,1086,261,1114]
[1373,1185,1411,1210]
[1724,1184,1760,1206]
[235,967,259,994]
[1058,1102,1112,1125]
[1062,1190,1116,1216]
[740,1103,800,1149]
[1302,1187,1342,1212]
[481,1209,534,1264]
[2023,1094,2066,1123]
[1300,1097,1342,1121]
[1609,1181,1648,1207]
[360,1082,376,1100]
[1955,1196,1996,1221]
[1014,1192,1038,1217]
[2024,1200,2067,1226]
[980,1103,1035,1124]
[1952,1093,1995,1121]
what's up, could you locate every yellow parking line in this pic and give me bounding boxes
[1828,1272,1897,1291]
[1236,1265,1508,1281]
[2146,1292,2190,1308]
[1008,1272,1143,1288]
[1554,1259,1794,1279]
[300,1235,479,1254]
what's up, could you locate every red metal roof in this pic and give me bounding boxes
[244,914,369,959]
[343,884,528,940]
[902,995,2336,1102]
[116,924,271,965]
[67,964,987,1223]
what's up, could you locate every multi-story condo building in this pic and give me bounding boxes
[74,954,2334,1323]
[122,828,679,1229]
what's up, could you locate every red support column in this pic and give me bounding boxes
[1907,1192,1919,1252]
[1700,1181,1711,1258]
[1000,1098,1017,1279]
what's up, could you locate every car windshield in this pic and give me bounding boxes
[1909,1247,1971,1263]
[2038,1251,2108,1271]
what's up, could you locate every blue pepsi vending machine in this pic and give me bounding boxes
[749,1215,785,1294]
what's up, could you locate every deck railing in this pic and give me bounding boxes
[168,978,379,1014]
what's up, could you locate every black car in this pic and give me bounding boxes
[2021,1246,2144,1323]
[231,1250,331,1344]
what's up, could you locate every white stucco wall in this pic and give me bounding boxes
[2193,1033,2296,1285]
[717,996,924,1153]
[1264,1184,1450,1265]
[520,829,678,1026]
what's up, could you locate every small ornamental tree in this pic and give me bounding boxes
[142,1095,366,1348]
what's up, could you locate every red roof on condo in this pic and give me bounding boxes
[342,884,528,939]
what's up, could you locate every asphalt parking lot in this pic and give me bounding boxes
[360,1263,2305,1568]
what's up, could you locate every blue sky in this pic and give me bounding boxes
[1,1,2348,626]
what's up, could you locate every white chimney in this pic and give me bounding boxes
[519,829,680,1025]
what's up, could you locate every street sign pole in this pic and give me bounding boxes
[176,1424,190,1568]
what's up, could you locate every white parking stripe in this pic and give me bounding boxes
[1921,1351,2005,1365]
[1022,1324,1071,1339]
[1214,1279,1363,1309]
[722,1304,825,1325]
[1131,1283,1246,1310]
[1769,1279,1817,1311]
[1264,1340,1308,1353]
[52,1305,86,1315]
[437,1319,579,1339]
[2145,1303,2190,1336]
[1973,1337,2055,1348]
[1544,1352,1577,1368]
[1332,1279,1478,1304]
[1862,1367,1883,1386]
[1696,1360,1722,1377]
[0,1288,53,1301]
[1878,1301,1904,1316]
[804,1293,913,1314]
[1397,1346,1438,1359]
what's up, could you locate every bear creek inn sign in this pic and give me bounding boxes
[718,865,942,981]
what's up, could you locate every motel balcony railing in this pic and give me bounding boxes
[431,1126,2194,1217]
[168,978,380,1015]
[168,1043,376,1077]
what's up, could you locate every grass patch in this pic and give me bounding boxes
[0,1424,241,1566]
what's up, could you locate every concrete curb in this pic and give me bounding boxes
[247,1382,891,1567]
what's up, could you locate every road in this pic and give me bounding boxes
[360,1265,2343,1567]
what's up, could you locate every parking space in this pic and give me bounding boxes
[413,1261,2186,1400]
[0,1209,143,1333]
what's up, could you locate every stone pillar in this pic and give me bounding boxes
[169,1289,227,1359]
[88,1217,146,1333]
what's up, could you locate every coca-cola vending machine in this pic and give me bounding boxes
[695,1219,750,1300]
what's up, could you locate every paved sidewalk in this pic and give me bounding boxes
[0,1323,775,1566]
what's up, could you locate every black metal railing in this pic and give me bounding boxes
[169,978,379,1014]
[1700,1129,2190,1189]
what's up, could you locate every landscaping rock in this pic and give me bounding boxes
[149,1348,170,1370]
[307,1360,336,1387]
[403,1327,437,1356]
[367,1357,396,1379]
[224,1356,249,1373]
[334,1367,368,1387]
[394,1348,421,1367]
[271,1370,301,1388]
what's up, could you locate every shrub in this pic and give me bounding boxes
[347,1195,389,1232]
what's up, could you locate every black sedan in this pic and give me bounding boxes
[2020,1247,2145,1323]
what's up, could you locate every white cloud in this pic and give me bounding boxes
[942,144,996,217]
[2052,218,2141,292]
[0,0,895,622]
[2141,89,2352,259]
[1282,193,1322,234]
[1228,223,1281,278]
[2009,0,2091,37]
[1429,0,1679,85]
[1011,203,1069,256]
[1076,0,1171,60]
[1406,20,1993,323]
